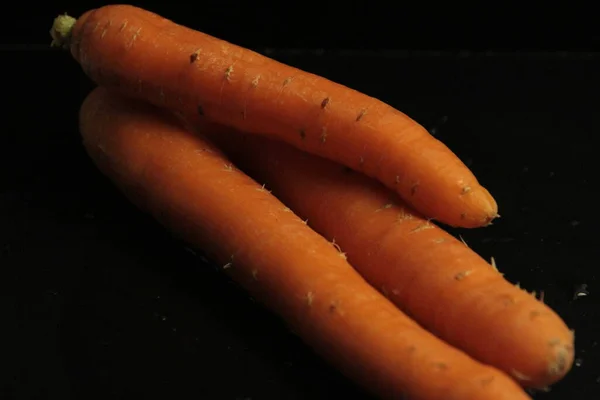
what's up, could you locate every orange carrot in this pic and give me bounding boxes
[191,119,575,389]
[79,87,531,400]
[51,4,498,228]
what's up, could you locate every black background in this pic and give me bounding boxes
[3,2,599,399]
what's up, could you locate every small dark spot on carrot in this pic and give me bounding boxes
[356,108,367,121]
[530,310,542,320]
[454,270,473,281]
[480,376,495,387]
[407,345,416,354]
[299,129,306,140]
[190,50,200,63]
[320,127,328,143]
[283,76,294,87]
[410,182,419,196]
[321,97,330,109]
[499,293,517,306]
[197,105,204,116]
[434,362,448,371]
[460,212,467,220]
[329,303,337,313]
[461,185,472,194]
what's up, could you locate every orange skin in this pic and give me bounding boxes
[79,87,530,400]
[55,4,498,228]
[193,119,575,389]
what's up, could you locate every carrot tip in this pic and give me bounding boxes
[547,342,574,377]
[50,13,77,49]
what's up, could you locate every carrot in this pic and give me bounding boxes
[78,87,531,400]
[189,119,575,389]
[51,4,498,228]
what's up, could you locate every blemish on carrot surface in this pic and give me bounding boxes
[282,76,294,87]
[321,97,330,109]
[328,302,337,313]
[410,221,434,233]
[281,207,292,213]
[410,182,419,196]
[432,238,446,243]
[479,376,495,387]
[461,185,472,194]
[394,175,400,184]
[100,20,112,39]
[375,203,393,212]
[356,108,367,121]
[499,293,517,306]
[251,269,259,280]
[118,20,128,33]
[305,291,314,306]
[529,310,542,320]
[299,128,306,140]
[320,127,328,143]
[225,64,234,82]
[454,270,473,281]
[434,362,449,370]
[251,75,261,88]
[128,27,142,48]
[395,209,414,222]
[223,163,234,172]
[190,49,201,63]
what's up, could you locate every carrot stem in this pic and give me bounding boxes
[50,14,76,49]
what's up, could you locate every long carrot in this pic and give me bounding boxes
[51,4,498,228]
[190,118,575,389]
[79,87,531,400]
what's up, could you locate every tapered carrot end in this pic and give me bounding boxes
[50,13,77,49]
[545,334,576,384]
[451,185,499,228]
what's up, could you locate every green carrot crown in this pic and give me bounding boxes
[50,14,77,49]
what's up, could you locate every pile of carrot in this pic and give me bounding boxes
[51,4,575,399]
